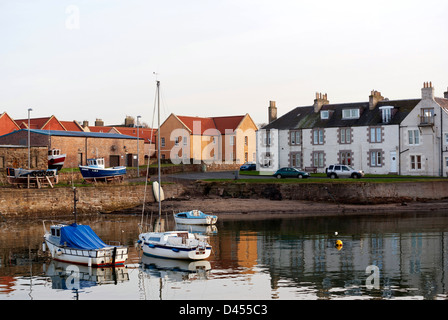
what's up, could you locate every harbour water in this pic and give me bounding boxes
[1,211,448,300]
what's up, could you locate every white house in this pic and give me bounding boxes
[257,82,448,176]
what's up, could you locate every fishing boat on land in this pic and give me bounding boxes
[79,158,126,182]
[174,210,218,225]
[48,148,66,171]
[138,80,212,261]
[6,167,58,187]
[43,188,128,267]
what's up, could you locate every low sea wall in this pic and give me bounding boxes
[1,180,447,219]
[0,183,185,219]
[188,180,448,204]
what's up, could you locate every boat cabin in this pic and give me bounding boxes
[48,149,61,156]
[49,224,63,240]
[86,158,105,168]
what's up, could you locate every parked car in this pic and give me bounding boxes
[273,167,310,179]
[240,162,256,171]
[326,164,364,179]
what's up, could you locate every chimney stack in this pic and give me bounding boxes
[444,87,448,99]
[82,120,89,128]
[313,92,329,113]
[369,90,384,110]
[268,101,277,123]
[95,118,104,126]
[422,81,435,100]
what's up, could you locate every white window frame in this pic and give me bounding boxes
[380,106,393,123]
[342,108,360,119]
[370,127,382,143]
[370,150,382,167]
[313,128,324,145]
[408,129,420,145]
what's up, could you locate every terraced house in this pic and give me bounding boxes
[258,82,448,176]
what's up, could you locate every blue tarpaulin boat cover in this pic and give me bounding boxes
[60,223,110,250]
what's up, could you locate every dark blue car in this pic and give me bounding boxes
[273,167,310,179]
[240,162,256,171]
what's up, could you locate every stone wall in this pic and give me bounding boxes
[0,146,47,171]
[190,180,448,204]
[0,183,185,219]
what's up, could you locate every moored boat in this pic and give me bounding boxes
[79,158,126,182]
[44,223,128,267]
[174,210,217,225]
[138,231,212,260]
[138,80,213,261]
[43,188,128,267]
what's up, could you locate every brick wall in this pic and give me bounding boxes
[0,131,145,168]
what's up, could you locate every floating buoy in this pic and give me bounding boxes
[335,239,343,249]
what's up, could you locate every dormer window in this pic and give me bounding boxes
[380,106,394,123]
[342,108,360,119]
[320,110,329,119]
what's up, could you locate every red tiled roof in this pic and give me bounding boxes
[15,117,52,129]
[114,127,157,143]
[60,121,84,131]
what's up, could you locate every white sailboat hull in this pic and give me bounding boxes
[142,244,211,260]
[44,234,128,267]
[139,231,211,261]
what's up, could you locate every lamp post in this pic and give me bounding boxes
[27,108,32,169]
[137,115,141,177]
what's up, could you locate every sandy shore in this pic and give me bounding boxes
[125,196,448,219]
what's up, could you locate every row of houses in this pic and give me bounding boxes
[0,112,258,170]
[0,81,447,177]
[258,82,448,177]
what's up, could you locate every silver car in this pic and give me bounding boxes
[326,164,364,179]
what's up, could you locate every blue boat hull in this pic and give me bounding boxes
[79,166,126,180]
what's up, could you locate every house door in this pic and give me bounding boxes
[110,155,120,167]
[390,151,397,173]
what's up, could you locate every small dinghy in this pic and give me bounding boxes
[174,210,217,225]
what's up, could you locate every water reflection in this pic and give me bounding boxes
[0,213,447,300]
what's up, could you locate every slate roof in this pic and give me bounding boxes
[263,99,421,130]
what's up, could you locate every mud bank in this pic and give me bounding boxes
[120,196,448,220]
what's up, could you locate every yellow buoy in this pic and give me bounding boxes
[335,239,343,249]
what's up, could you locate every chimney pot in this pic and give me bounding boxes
[268,100,277,123]
[313,92,329,113]
[422,81,435,100]
[369,90,384,110]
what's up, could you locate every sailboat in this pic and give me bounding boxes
[138,80,212,261]
[43,187,129,267]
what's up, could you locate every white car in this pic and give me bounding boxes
[326,164,364,179]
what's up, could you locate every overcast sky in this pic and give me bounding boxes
[1,0,447,127]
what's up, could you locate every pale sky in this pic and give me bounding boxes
[1,0,447,128]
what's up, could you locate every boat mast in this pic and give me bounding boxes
[73,187,78,224]
[157,80,162,229]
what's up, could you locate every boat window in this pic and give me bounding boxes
[51,228,60,237]
[149,237,161,242]
[178,213,187,218]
